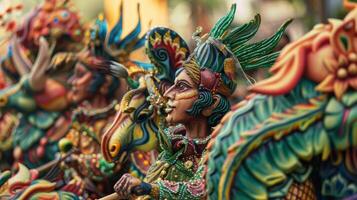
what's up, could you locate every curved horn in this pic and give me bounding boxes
[11,36,32,75]
[29,37,51,91]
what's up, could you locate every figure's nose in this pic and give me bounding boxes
[163,85,175,100]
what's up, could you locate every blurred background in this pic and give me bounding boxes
[0,0,350,99]
[0,0,348,48]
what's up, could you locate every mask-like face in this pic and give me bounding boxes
[68,63,93,103]
[28,4,83,49]
[163,69,198,125]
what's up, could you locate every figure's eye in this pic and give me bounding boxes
[135,108,152,122]
[109,143,120,158]
[176,82,189,91]
[61,11,69,19]
[53,17,59,24]
[59,11,70,22]
[136,113,148,122]
[53,11,70,24]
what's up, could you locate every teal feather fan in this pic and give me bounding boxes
[207,4,292,72]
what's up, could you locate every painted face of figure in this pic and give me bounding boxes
[163,69,199,125]
[67,63,93,103]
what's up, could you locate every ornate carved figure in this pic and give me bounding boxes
[0,38,71,168]
[109,4,290,199]
[0,2,148,197]
[1,1,355,199]
[1,0,84,82]
[0,0,85,169]
[101,27,190,178]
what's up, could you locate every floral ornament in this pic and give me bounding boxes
[316,19,357,99]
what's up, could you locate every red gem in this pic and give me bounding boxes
[40,138,48,145]
[6,21,16,31]
[15,4,23,10]
[5,7,12,13]
[36,146,45,157]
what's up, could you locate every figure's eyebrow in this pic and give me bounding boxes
[175,79,191,85]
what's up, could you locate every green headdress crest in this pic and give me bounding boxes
[185,4,292,96]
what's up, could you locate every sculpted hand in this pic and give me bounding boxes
[114,173,142,199]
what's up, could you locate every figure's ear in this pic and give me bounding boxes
[202,95,220,117]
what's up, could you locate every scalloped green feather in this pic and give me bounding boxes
[224,14,261,49]
[210,4,237,39]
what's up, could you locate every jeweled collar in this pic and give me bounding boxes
[164,124,211,156]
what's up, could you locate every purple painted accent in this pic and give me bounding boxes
[343,193,357,200]
[339,108,350,135]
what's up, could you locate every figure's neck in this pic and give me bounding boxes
[184,117,210,139]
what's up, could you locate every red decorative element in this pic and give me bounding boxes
[200,68,221,93]
[15,4,24,10]
[153,42,185,70]
[5,7,12,14]
[0,72,6,89]
[34,79,68,106]
[10,0,83,48]
[9,181,31,194]
[251,10,357,98]
[36,146,45,158]
[131,150,158,173]
[29,169,39,180]
[187,179,206,197]
[162,180,180,193]
[6,21,16,32]
[40,138,48,145]
[62,179,84,195]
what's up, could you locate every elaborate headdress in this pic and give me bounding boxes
[183,4,292,97]
[145,4,290,127]
[51,2,155,91]
[89,2,153,77]
[17,0,83,47]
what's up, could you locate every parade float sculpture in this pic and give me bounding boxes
[57,3,154,192]
[0,0,154,197]
[205,2,357,199]
[101,4,291,199]
[0,70,17,170]
[0,37,74,168]
[0,164,80,200]
[101,27,191,178]
[0,0,84,82]
[0,0,85,169]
